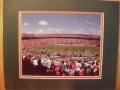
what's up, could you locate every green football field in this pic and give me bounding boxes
[31,45,100,55]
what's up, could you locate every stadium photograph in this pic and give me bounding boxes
[19,11,104,79]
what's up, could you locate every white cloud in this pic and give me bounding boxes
[85,20,93,25]
[61,28,65,31]
[39,20,48,26]
[96,30,100,35]
[38,30,44,33]
[89,22,94,25]
[79,28,83,31]
[85,20,89,23]
[37,27,78,34]
[56,29,60,32]
[89,29,92,32]
[55,28,66,34]
[23,22,29,26]
[47,28,66,34]
[89,27,96,32]
[88,27,100,35]
[27,31,32,34]
[75,31,79,34]
[48,28,55,31]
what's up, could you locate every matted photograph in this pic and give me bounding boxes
[19,11,104,79]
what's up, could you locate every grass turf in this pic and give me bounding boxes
[31,45,100,55]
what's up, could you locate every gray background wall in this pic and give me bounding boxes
[3,0,119,90]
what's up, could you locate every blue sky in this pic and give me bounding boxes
[22,13,101,35]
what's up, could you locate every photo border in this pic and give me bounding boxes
[18,11,104,79]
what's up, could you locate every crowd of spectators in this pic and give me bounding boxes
[22,48,99,76]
